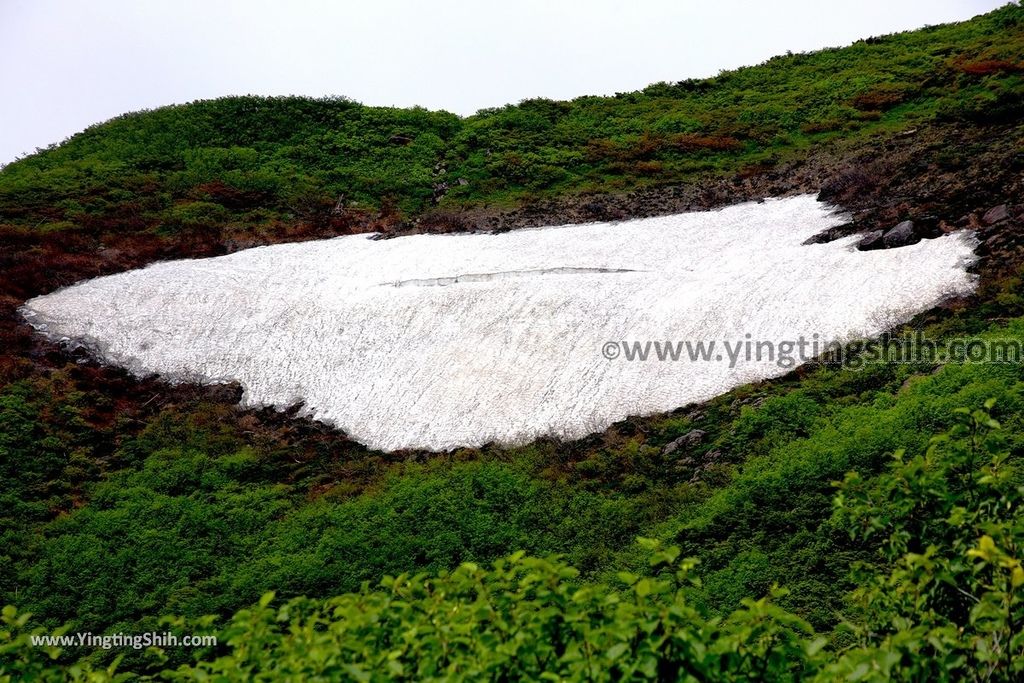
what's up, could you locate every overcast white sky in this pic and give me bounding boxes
[0,0,1009,165]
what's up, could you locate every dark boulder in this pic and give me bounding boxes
[857,230,885,251]
[802,222,863,245]
[883,220,918,248]
[983,204,1010,225]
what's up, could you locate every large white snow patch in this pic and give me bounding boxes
[21,196,977,451]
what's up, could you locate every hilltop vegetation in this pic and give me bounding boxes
[1,3,1024,680]
[1,3,1022,228]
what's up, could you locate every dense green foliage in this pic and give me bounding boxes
[17,453,645,630]
[3,406,1022,680]
[2,4,1024,680]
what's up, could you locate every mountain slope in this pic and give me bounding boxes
[1,4,1023,679]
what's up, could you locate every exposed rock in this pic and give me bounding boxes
[388,134,414,145]
[662,429,706,456]
[407,118,1024,247]
[331,194,347,216]
[977,233,1002,256]
[983,204,1009,225]
[802,222,862,245]
[915,215,943,239]
[818,165,880,204]
[883,220,918,248]
[730,395,767,411]
[857,230,885,251]
[208,381,244,404]
[432,181,450,204]
[682,448,725,483]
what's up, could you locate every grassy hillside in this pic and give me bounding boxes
[5,406,1023,680]
[1,4,1022,226]
[1,3,1023,680]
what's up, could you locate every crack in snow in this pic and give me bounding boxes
[384,267,642,288]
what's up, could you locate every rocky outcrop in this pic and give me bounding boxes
[984,204,1009,225]
[857,220,921,251]
[858,230,885,251]
[802,222,863,245]
[883,220,918,248]
[673,448,724,483]
[662,429,706,456]
[400,121,1022,267]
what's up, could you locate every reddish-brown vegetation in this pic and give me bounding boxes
[669,134,743,152]
[191,180,272,210]
[632,160,665,176]
[851,88,906,112]
[800,119,847,135]
[586,132,742,163]
[952,58,1024,76]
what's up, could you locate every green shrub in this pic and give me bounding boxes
[161,201,229,231]
[3,404,1021,681]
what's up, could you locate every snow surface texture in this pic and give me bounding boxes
[22,196,978,452]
